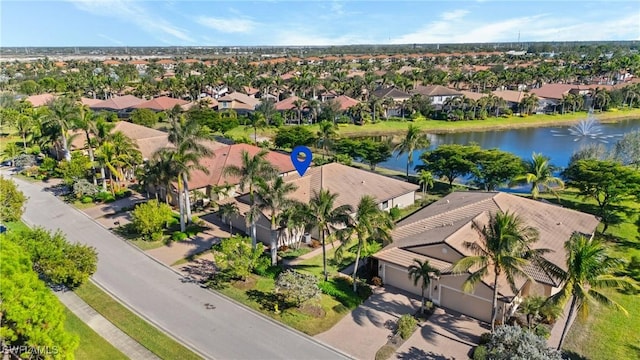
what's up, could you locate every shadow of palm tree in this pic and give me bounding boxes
[562,350,589,360]
[396,346,449,360]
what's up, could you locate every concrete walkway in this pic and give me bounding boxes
[55,288,159,360]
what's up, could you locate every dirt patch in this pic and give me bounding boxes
[299,303,326,318]
[232,276,257,290]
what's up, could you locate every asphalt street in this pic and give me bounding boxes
[11,175,350,360]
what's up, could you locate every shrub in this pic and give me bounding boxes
[374,345,396,360]
[389,207,402,220]
[472,345,487,360]
[0,176,27,222]
[185,225,201,237]
[94,191,115,203]
[114,189,132,198]
[479,332,492,345]
[275,270,321,307]
[371,276,383,287]
[73,179,99,199]
[131,200,174,240]
[396,314,417,340]
[80,196,93,204]
[486,325,562,359]
[172,231,188,242]
[534,324,551,339]
[14,154,37,170]
[23,165,41,178]
[213,235,263,280]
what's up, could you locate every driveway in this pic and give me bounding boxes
[316,286,420,360]
[394,308,489,360]
[9,173,349,360]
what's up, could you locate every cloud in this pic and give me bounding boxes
[442,9,469,21]
[97,33,124,45]
[270,30,372,46]
[196,16,257,33]
[69,0,193,43]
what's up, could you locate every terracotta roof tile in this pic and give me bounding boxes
[91,95,145,110]
[131,96,188,111]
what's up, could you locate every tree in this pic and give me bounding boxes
[256,177,298,265]
[408,259,441,315]
[74,106,102,185]
[357,139,392,171]
[130,108,159,127]
[483,325,562,360]
[417,144,479,189]
[213,235,263,281]
[472,148,525,191]
[452,211,552,332]
[217,202,240,234]
[247,111,267,146]
[564,159,640,233]
[0,238,79,357]
[613,130,640,169]
[2,142,22,166]
[274,126,316,149]
[223,149,278,247]
[275,270,321,307]
[394,124,430,181]
[131,200,174,241]
[317,121,338,158]
[551,234,638,350]
[309,189,353,281]
[9,227,98,288]
[0,176,27,222]
[512,152,564,199]
[418,170,434,194]
[45,97,78,162]
[57,152,92,186]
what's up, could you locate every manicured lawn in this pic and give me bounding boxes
[74,282,202,360]
[292,246,355,279]
[3,220,30,233]
[129,238,167,251]
[63,307,128,360]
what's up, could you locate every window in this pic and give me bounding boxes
[381,200,389,209]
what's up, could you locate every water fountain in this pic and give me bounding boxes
[551,108,623,143]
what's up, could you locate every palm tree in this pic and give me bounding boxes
[45,97,78,161]
[256,177,298,265]
[337,195,393,291]
[394,124,430,181]
[93,118,115,191]
[418,170,434,194]
[223,149,278,247]
[15,113,34,149]
[408,259,441,315]
[551,234,638,350]
[247,112,267,146]
[309,189,353,281]
[217,202,240,234]
[2,143,22,166]
[452,211,552,332]
[74,105,101,185]
[317,121,338,158]
[513,152,564,200]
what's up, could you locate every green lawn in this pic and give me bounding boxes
[3,220,31,233]
[291,246,356,279]
[63,308,128,360]
[129,238,167,251]
[74,282,202,360]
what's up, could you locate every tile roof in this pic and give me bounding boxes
[80,97,104,107]
[334,95,360,111]
[218,92,261,110]
[374,247,452,272]
[274,96,304,111]
[371,87,411,100]
[492,89,527,103]
[131,96,189,111]
[412,85,462,97]
[25,93,56,107]
[91,95,145,110]
[459,91,488,101]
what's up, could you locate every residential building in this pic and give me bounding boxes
[217,92,261,115]
[411,85,462,109]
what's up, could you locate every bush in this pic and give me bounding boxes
[73,179,99,199]
[486,325,562,359]
[397,314,417,340]
[171,231,188,242]
[479,332,492,345]
[371,276,383,287]
[375,345,397,360]
[80,196,93,204]
[389,207,402,220]
[213,235,264,280]
[131,200,174,240]
[275,270,321,307]
[318,277,366,308]
[185,225,201,237]
[94,191,115,203]
[473,345,487,360]
[114,189,132,198]
[23,165,41,178]
[534,324,551,339]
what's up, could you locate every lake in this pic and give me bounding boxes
[380,118,640,174]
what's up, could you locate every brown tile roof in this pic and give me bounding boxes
[334,95,360,111]
[157,59,175,65]
[25,93,55,107]
[188,144,295,190]
[131,96,189,111]
[412,85,462,97]
[374,247,452,272]
[80,97,104,107]
[129,60,148,65]
[274,96,304,111]
[242,86,260,95]
[372,87,411,100]
[217,92,261,110]
[181,59,200,63]
[103,60,121,65]
[459,91,488,101]
[492,89,527,103]
[91,95,145,110]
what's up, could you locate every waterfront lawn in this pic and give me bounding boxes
[74,282,202,360]
[63,307,128,360]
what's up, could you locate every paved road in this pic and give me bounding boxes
[12,175,349,360]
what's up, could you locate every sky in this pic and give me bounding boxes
[1,0,639,47]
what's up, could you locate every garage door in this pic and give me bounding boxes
[384,265,421,296]
[440,286,492,322]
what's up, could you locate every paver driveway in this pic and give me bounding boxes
[316,286,420,360]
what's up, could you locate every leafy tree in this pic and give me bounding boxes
[213,235,263,281]
[452,211,555,332]
[417,144,479,189]
[408,259,440,315]
[131,200,174,241]
[57,152,91,186]
[0,237,80,358]
[317,121,338,158]
[551,234,638,350]
[567,143,610,167]
[0,176,27,222]
[275,270,321,307]
[274,126,316,149]
[484,325,562,360]
[472,148,525,191]
[356,139,392,171]
[613,130,640,169]
[19,79,40,95]
[130,108,159,127]
[564,159,640,233]
[211,116,239,134]
[9,227,98,288]
[394,124,430,181]
[512,152,564,199]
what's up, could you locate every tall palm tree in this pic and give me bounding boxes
[44,97,78,161]
[452,211,552,332]
[408,259,441,315]
[256,177,298,265]
[74,105,102,185]
[394,124,430,181]
[309,189,353,281]
[418,170,434,194]
[513,152,564,200]
[217,202,240,234]
[247,112,267,146]
[94,118,115,191]
[317,121,338,158]
[551,234,638,350]
[223,149,278,247]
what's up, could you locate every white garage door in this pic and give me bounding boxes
[384,265,421,296]
[440,286,492,322]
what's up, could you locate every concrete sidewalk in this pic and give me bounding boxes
[56,289,159,360]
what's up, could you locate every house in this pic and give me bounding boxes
[274,96,304,111]
[373,191,599,323]
[25,93,55,107]
[333,95,360,111]
[131,96,189,112]
[458,91,488,102]
[411,85,462,109]
[217,92,261,115]
[222,162,419,247]
[80,97,104,107]
[371,87,411,117]
[90,95,146,117]
[491,90,528,112]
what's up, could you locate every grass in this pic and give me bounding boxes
[74,281,202,360]
[63,307,128,360]
[280,246,312,259]
[3,220,30,233]
[292,246,356,279]
[128,238,166,251]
